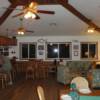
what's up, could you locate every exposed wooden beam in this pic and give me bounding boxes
[0,0,58,26]
[0,3,18,25]
[8,0,20,3]
[57,0,100,32]
[1,0,100,32]
[17,0,58,5]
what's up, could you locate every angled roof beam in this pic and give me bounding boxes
[0,1,19,25]
[57,0,100,32]
[0,0,58,25]
[16,0,58,5]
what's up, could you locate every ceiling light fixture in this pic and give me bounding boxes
[17,27,25,35]
[87,26,95,33]
[24,2,37,19]
[24,11,36,19]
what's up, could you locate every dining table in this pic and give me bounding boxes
[59,89,100,100]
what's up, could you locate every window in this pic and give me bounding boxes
[59,44,70,58]
[20,43,36,59]
[47,44,58,58]
[29,44,36,58]
[47,43,71,59]
[81,42,97,59]
[0,47,9,56]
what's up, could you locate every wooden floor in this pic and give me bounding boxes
[0,74,65,100]
[0,74,100,100]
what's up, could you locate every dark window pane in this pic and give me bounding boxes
[89,44,96,58]
[0,48,3,52]
[22,44,28,58]
[47,44,58,58]
[81,44,88,58]
[4,47,8,51]
[0,47,9,56]
[29,44,36,58]
[59,44,70,58]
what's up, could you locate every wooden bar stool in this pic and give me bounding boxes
[0,73,8,88]
[38,64,49,79]
[26,66,34,80]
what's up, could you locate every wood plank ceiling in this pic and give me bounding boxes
[0,0,100,32]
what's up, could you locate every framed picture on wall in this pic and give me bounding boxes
[74,51,78,56]
[38,50,44,55]
[73,44,79,50]
[38,45,44,50]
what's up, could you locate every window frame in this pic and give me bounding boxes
[46,42,72,60]
[80,42,98,60]
[20,42,37,60]
[0,46,9,56]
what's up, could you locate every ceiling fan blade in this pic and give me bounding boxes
[95,28,100,31]
[37,10,55,14]
[35,14,40,20]
[12,12,24,18]
[26,30,34,33]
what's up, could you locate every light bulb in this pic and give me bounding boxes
[18,31,21,34]
[32,13,36,19]
[88,29,94,33]
[24,11,31,19]
[24,11,36,19]
[18,31,24,35]
[87,27,95,33]
[21,32,24,35]
[28,11,32,17]
[24,14,29,19]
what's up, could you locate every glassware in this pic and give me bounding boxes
[68,83,80,100]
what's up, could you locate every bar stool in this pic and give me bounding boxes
[0,73,8,88]
[38,64,49,79]
[26,66,34,80]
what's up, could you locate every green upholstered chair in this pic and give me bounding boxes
[92,69,100,88]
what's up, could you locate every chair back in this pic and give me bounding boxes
[71,76,88,89]
[71,76,91,94]
[37,86,46,100]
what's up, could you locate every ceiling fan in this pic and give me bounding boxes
[11,2,55,19]
[18,18,34,35]
[14,18,34,35]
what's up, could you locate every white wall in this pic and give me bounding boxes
[9,35,100,61]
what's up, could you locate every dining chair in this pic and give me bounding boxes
[71,76,91,94]
[37,86,46,100]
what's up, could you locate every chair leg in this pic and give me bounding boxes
[1,78,4,88]
[32,73,34,80]
[9,73,13,85]
[1,75,7,88]
[26,71,34,80]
